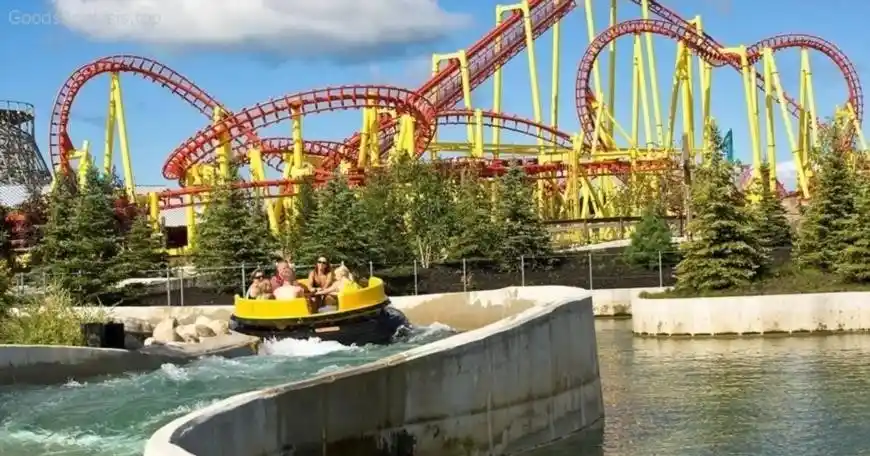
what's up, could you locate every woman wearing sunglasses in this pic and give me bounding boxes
[307,257,335,309]
[246,270,273,299]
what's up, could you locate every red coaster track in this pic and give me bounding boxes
[45,0,861,209]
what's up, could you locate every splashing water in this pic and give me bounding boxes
[0,323,455,456]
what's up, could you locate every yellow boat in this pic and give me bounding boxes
[229,277,409,345]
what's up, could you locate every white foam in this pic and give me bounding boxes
[0,426,142,453]
[145,399,221,425]
[62,379,84,388]
[259,337,358,357]
[407,321,456,343]
[159,363,189,382]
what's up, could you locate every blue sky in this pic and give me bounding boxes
[0,0,865,189]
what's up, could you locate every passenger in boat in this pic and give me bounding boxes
[270,260,294,290]
[246,270,273,299]
[254,279,274,300]
[308,256,335,294]
[314,264,360,311]
[273,266,315,311]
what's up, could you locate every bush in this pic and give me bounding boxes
[624,205,675,269]
[0,286,110,346]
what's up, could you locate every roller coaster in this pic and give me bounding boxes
[47,0,865,247]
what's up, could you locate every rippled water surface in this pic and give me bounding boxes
[0,324,453,456]
[4,320,870,456]
[594,320,870,456]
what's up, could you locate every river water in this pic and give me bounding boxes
[0,324,455,456]
[3,320,870,455]
[592,320,870,456]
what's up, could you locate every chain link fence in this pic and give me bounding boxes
[11,247,792,306]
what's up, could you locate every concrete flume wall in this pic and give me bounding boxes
[145,286,604,456]
[0,334,259,385]
[633,292,870,336]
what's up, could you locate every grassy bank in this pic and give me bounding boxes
[642,266,870,299]
[0,287,109,345]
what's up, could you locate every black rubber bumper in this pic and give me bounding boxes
[230,304,410,346]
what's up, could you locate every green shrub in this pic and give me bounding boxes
[0,286,110,346]
[624,205,676,269]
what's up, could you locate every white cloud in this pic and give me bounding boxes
[776,160,797,178]
[775,159,798,189]
[51,0,470,58]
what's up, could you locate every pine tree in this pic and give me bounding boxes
[624,203,675,269]
[192,169,274,294]
[674,126,766,291]
[750,163,792,251]
[32,172,78,273]
[449,168,496,259]
[402,161,456,268]
[0,204,11,310]
[62,168,125,301]
[835,173,870,282]
[357,167,412,266]
[492,165,552,269]
[298,172,371,273]
[116,208,167,278]
[794,123,856,272]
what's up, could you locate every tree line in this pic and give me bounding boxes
[627,120,870,295]
[195,157,552,293]
[0,157,553,302]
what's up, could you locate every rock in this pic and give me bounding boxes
[194,324,216,338]
[140,321,155,334]
[152,318,182,343]
[206,319,230,336]
[124,334,144,350]
[123,318,144,333]
[144,337,156,346]
[175,324,200,343]
[194,316,212,327]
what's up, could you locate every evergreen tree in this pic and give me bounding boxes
[0,205,11,310]
[448,168,496,259]
[32,172,78,272]
[357,167,412,266]
[402,161,456,268]
[750,163,792,251]
[57,168,125,301]
[624,203,675,269]
[279,177,317,260]
[298,172,371,273]
[116,208,167,278]
[794,123,856,272]
[192,169,274,294]
[492,165,552,269]
[836,173,870,282]
[674,126,766,291]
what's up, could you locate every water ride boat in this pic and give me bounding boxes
[228,277,409,345]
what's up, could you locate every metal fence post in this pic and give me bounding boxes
[165,266,172,306]
[658,251,664,288]
[413,260,418,295]
[369,261,374,278]
[520,255,526,287]
[241,263,247,295]
[462,258,467,292]
[587,251,593,290]
[179,267,185,307]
